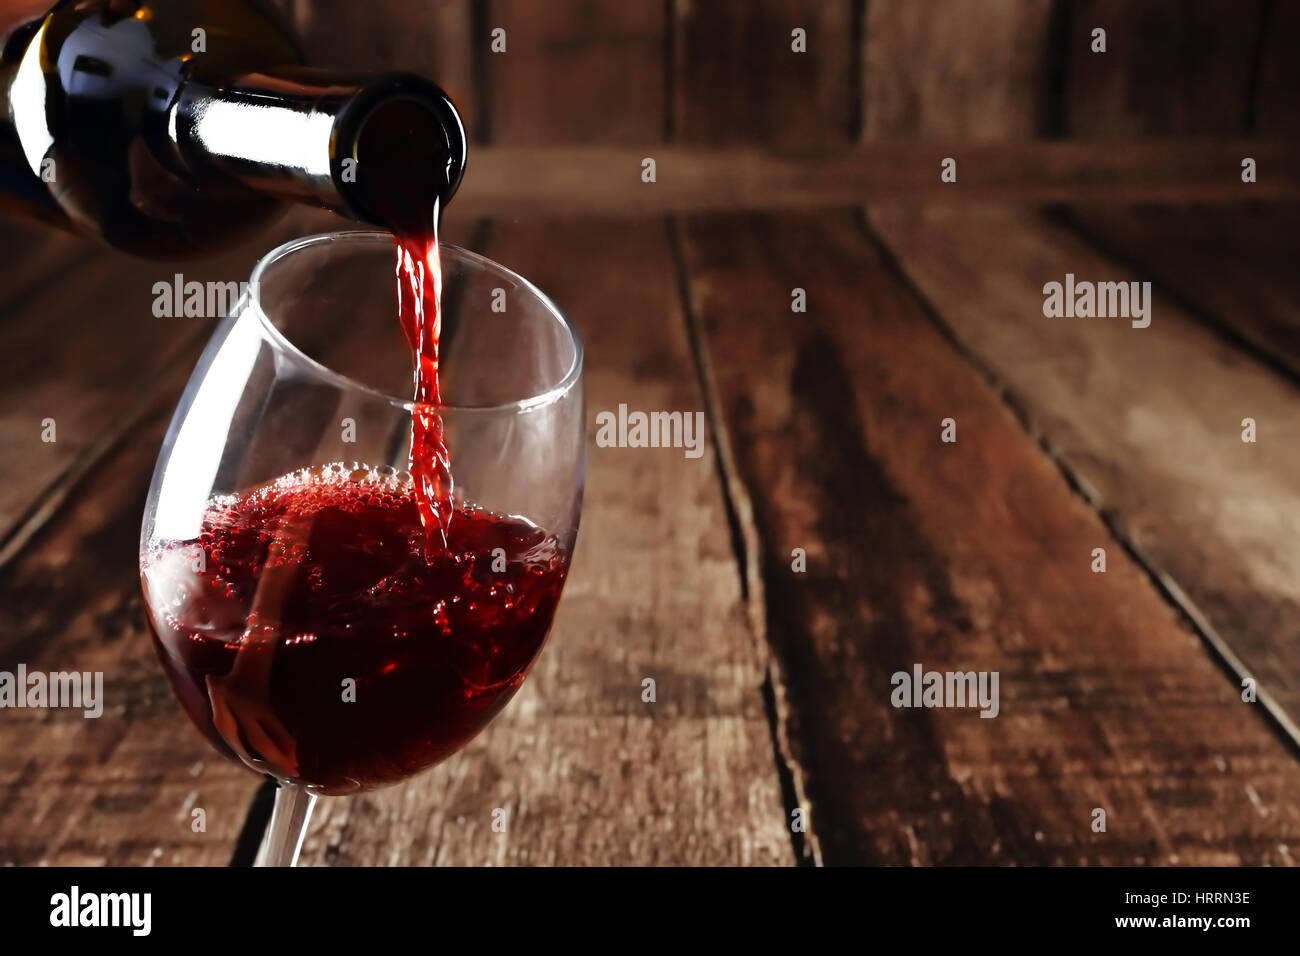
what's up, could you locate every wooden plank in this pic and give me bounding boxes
[862,0,1054,140]
[293,217,793,865]
[276,0,476,131]
[1061,206,1300,380]
[680,208,1300,864]
[673,0,856,149]
[1063,0,1265,137]
[0,396,262,865]
[482,0,665,144]
[869,203,1300,743]
[449,141,1300,214]
[665,11,837,856]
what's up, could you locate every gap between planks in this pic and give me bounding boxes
[856,207,1300,761]
[666,215,821,866]
[661,3,814,865]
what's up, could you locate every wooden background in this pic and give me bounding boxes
[2,0,1299,866]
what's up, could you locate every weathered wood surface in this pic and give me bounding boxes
[9,202,1300,865]
[4,0,1300,868]
[671,1,1300,862]
[678,209,1300,864]
[294,218,791,865]
[1060,206,1300,380]
[869,203,1300,744]
[862,0,1054,140]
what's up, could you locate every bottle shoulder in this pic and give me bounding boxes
[3,0,303,255]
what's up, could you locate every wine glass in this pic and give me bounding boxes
[139,232,584,866]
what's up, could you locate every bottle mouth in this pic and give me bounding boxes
[332,74,468,232]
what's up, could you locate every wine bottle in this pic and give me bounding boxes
[0,0,466,257]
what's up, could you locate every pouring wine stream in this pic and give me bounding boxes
[396,195,455,560]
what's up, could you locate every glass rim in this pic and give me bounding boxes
[247,230,583,415]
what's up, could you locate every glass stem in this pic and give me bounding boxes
[255,782,317,867]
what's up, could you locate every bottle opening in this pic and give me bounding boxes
[352,98,461,235]
[334,75,467,233]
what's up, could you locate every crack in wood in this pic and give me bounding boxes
[667,215,821,866]
[859,206,1300,762]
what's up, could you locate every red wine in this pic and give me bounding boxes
[395,214,453,558]
[141,463,569,795]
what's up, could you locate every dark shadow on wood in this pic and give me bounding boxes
[1246,0,1277,133]
[229,778,277,866]
[1040,0,1072,138]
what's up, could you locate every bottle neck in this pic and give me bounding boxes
[170,67,466,228]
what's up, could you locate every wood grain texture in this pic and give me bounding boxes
[869,203,1300,744]
[1061,205,1300,380]
[679,209,1300,864]
[673,0,856,149]
[450,141,1300,214]
[482,0,666,144]
[1063,0,1265,137]
[293,217,793,865]
[862,0,1054,140]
